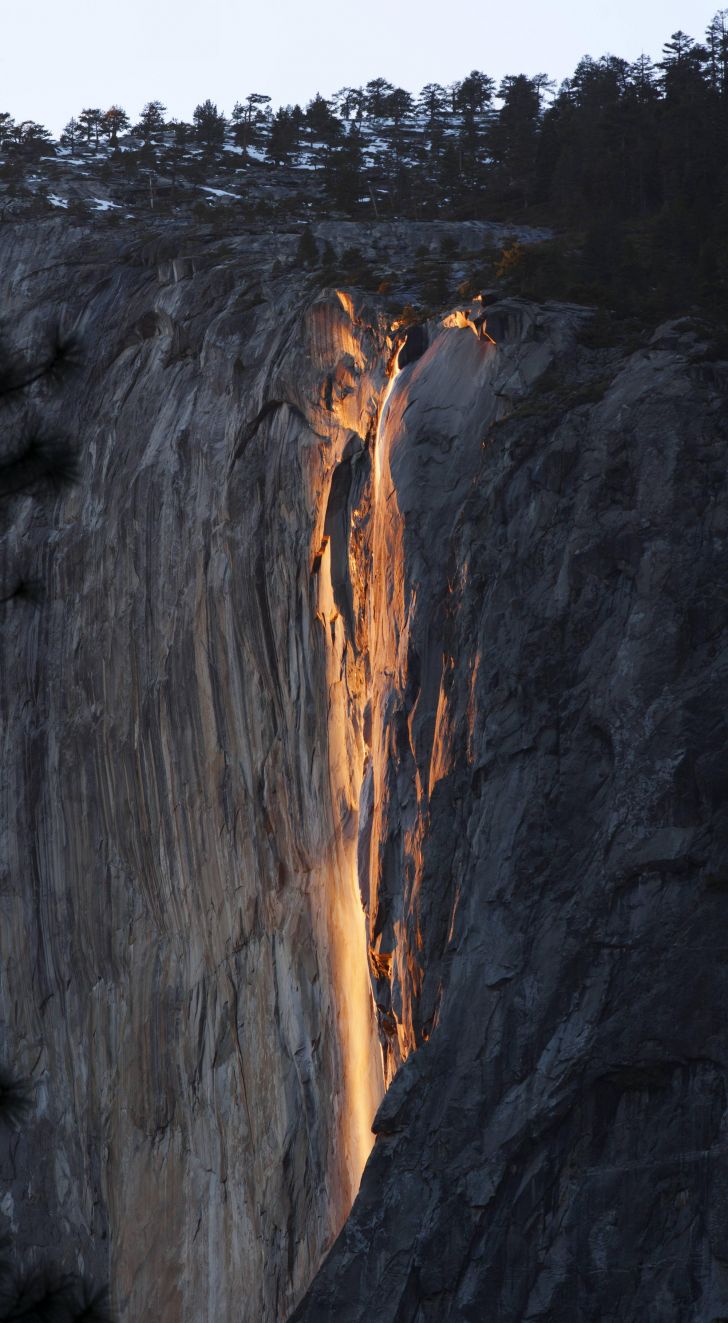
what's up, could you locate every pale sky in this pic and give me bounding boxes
[2,0,719,134]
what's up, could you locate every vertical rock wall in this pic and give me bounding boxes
[3,218,727,1323]
[294,307,728,1322]
[0,221,385,1322]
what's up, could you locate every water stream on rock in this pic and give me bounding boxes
[317,339,409,1200]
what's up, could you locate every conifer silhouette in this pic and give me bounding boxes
[0,324,80,604]
[0,1068,112,1323]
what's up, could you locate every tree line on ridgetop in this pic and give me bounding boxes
[0,14,727,1318]
[1,15,728,312]
[1,17,728,302]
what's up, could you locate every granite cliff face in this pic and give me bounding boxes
[294,311,728,1322]
[1,218,727,1323]
[0,218,389,1322]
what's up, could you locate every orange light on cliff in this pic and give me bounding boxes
[337,866,384,1175]
[335,289,356,321]
[315,504,384,1206]
[442,308,496,343]
[328,831,384,1191]
[374,345,402,490]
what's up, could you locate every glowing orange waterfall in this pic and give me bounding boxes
[315,458,383,1201]
[312,308,440,1213]
[374,347,401,492]
[318,307,496,1209]
[317,344,408,1203]
[368,347,416,1085]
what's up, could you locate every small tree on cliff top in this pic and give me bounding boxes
[101,106,130,147]
[135,100,166,142]
[193,99,227,147]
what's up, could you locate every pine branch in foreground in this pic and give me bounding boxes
[0,434,80,498]
[0,1266,113,1323]
[0,332,81,400]
[0,1068,32,1128]
[0,580,45,608]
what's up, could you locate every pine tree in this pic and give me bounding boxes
[322,124,365,211]
[418,82,449,118]
[365,78,395,118]
[305,94,341,150]
[332,87,365,120]
[231,94,271,153]
[192,99,227,148]
[101,106,130,147]
[267,107,299,164]
[488,75,541,207]
[295,224,318,267]
[454,70,495,115]
[135,101,166,143]
[705,9,728,97]
[385,88,414,160]
[417,83,449,159]
[0,114,15,150]
[60,117,80,150]
[532,72,557,109]
[14,121,53,159]
[78,108,103,150]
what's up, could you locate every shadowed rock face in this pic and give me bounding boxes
[1,218,728,1323]
[293,311,728,1321]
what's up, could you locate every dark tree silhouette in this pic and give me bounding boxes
[0,326,80,606]
[231,94,270,153]
[0,1064,111,1321]
[192,99,227,148]
[267,107,301,164]
[135,101,166,143]
[332,86,366,120]
[295,224,318,267]
[59,118,80,150]
[454,69,495,115]
[304,94,341,149]
[0,1069,31,1128]
[101,107,130,147]
[77,108,102,150]
[364,77,395,118]
[323,124,366,210]
[0,327,105,1317]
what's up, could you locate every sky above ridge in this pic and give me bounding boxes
[3,0,720,134]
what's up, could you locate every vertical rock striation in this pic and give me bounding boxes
[294,308,728,1321]
[0,220,387,1322]
[2,217,728,1323]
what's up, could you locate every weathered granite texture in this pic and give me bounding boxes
[293,309,728,1321]
[1,215,727,1323]
[0,218,388,1322]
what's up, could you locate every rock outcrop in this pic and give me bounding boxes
[1,217,727,1323]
